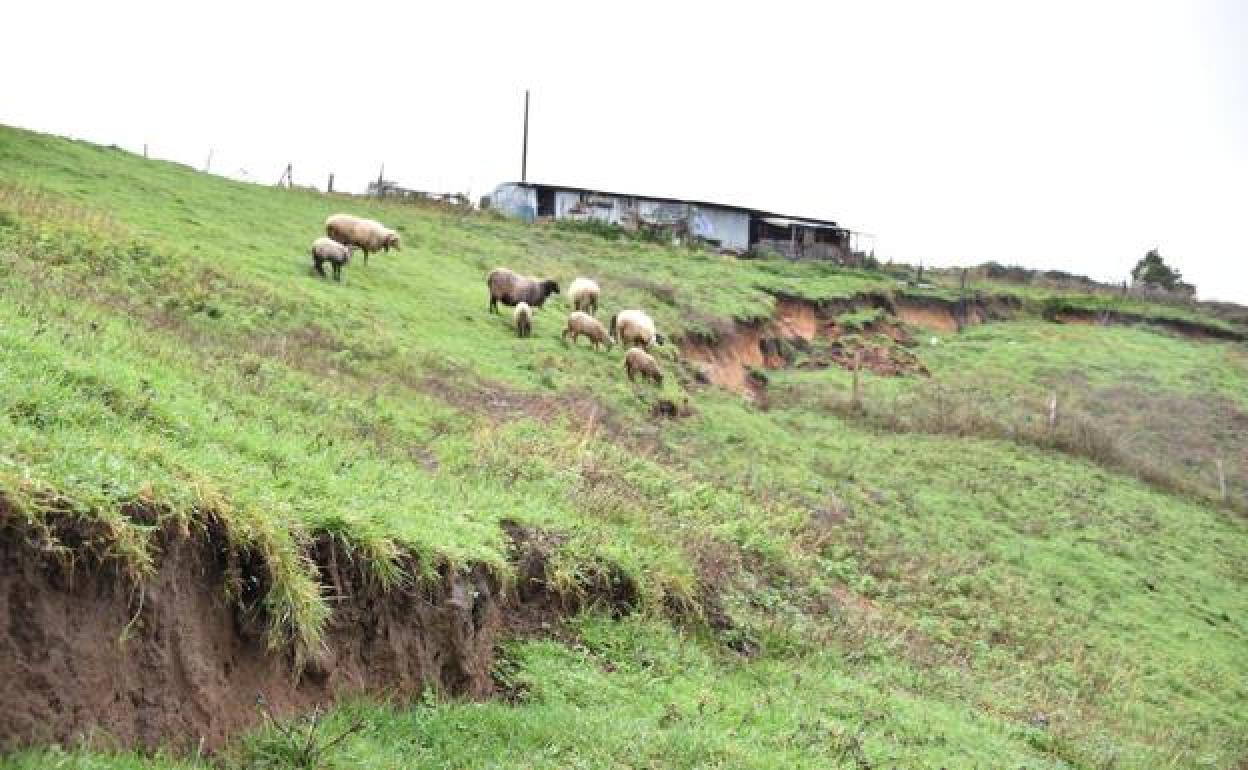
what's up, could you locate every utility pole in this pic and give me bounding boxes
[521,89,530,183]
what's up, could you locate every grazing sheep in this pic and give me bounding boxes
[514,302,533,338]
[325,214,401,265]
[310,236,352,281]
[609,309,665,349]
[624,347,662,385]
[487,267,560,314]
[562,311,612,351]
[568,277,601,315]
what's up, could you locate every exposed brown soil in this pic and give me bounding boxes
[773,297,820,339]
[679,293,959,397]
[681,327,769,397]
[0,510,618,753]
[892,302,960,332]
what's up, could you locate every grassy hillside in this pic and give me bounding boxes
[0,124,1245,769]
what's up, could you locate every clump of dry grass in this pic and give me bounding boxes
[0,181,126,236]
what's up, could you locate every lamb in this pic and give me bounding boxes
[310,236,352,281]
[624,347,662,385]
[562,311,612,351]
[567,277,601,315]
[609,309,665,349]
[486,267,560,314]
[514,302,533,338]
[325,214,401,265]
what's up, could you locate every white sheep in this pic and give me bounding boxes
[567,277,601,316]
[310,236,352,281]
[325,214,401,265]
[609,309,664,350]
[514,302,533,338]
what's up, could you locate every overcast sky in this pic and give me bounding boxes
[3,0,1245,301]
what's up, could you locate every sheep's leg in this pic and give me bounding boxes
[332,262,342,281]
[490,297,498,314]
[313,256,327,278]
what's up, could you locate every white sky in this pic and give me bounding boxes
[3,0,1245,301]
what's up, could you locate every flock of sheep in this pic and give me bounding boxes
[487,268,666,386]
[309,213,666,386]
[310,214,401,280]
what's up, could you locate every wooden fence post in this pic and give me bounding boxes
[327,173,335,193]
[851,349,863,411]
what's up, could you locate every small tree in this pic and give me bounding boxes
[1130,248,1186,291]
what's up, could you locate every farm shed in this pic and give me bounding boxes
[489,181,851,260]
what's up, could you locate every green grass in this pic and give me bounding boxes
[1,123,1246,769]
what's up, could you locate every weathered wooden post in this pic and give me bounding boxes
[851,349,864,411]
[327,173,335,193]
[521,89,530,183]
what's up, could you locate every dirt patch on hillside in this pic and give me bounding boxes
[682,327,769,397]
[680,294,943,398]
[0,510,622,753]
[890,295,1005,332]
[893,301,961,332]
[774,297,820,339]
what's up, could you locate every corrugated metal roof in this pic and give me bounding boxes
[505,181,844,229]
[759,216,844,230]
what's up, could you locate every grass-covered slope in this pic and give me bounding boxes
[1,124,1246,769]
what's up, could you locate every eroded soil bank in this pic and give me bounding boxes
[0,514,603,753]
[681,293,1017,397]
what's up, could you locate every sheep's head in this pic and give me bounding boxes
[654,332,667,346]
[541,280,560,298]
[385,232,402,251]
